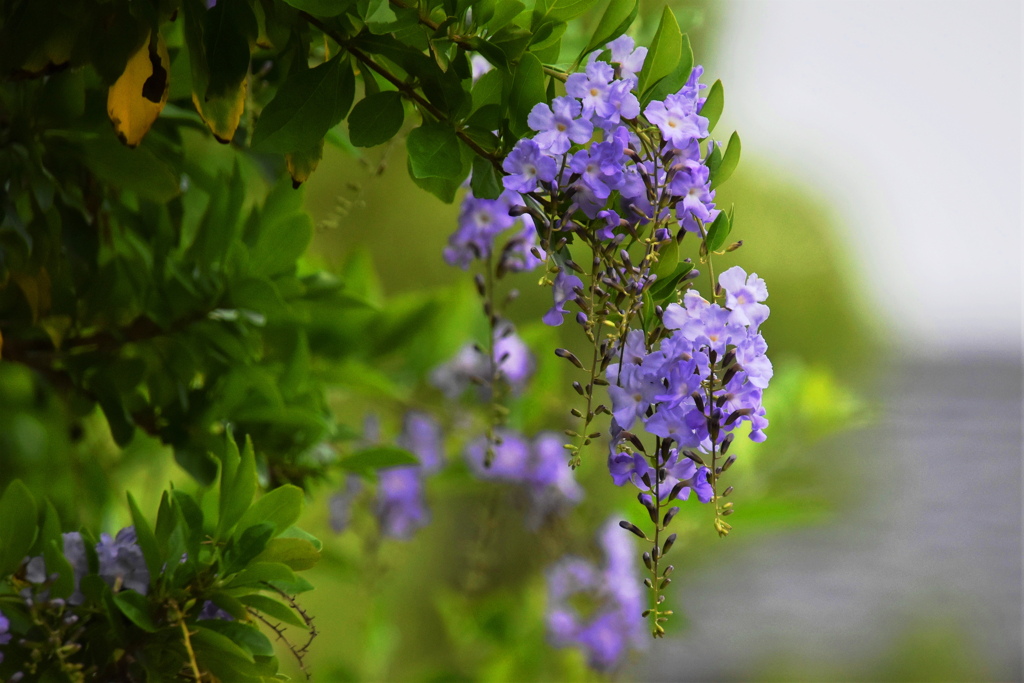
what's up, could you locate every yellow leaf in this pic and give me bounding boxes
[192,77,248,144]
[286,138,325,188]
[107,31,170,148]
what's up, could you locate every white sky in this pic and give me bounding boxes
[714,0,1022,356]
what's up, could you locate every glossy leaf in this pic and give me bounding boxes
[348,91,405,147]
[583,0,638,53]
[0,481,37,577]
[407,123,463,179]
[509,52,545,136]
[280,0,354,16]
[252,55,355,154]
[113,590,158,632]
[705,209,732,252]
[235,485,304,539]
[711,131,741,188]
[701,79,724,134]
[637,6,681,96]
[339,445,418,475]
[238,594,307,627]
[253,537,321,571]
[127,492,162,580]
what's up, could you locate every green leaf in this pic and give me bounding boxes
[347,91,405,148]
[235,485,304,539]
[219,435,257,537]
[127,493,162,582]
[0,481,37,576]
[470,68,504,113]
[485,1,525,31]
[204,0,256,99]
[583,0,638,53]
[77,138,180,203]
[113,590,158,632]
[277,526,323,551]
[705,209,731,252]
[701,79,724,134]
[252,55,355,154]
[648,261,694,303]
[229,523,274,571]
[711,131,741,188]
[653,233,680,277]
[508,52,545,136]
[193,625,255,662]
[407,123,463,179]
[637,7,681,96]
[338,445,418,476]
[226,561,299,588]
[253,537,320,571]
[643,34,693,105]
[470,155,503,199]
[238,594,306,627]
[279,0,354,16]
[199,621,274,658]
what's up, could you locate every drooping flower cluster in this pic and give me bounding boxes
[330,412,444,540]
[465,429,583,528]
[608,266,771,456]
[545,517,646,670]
[442,190,545,274]
[430,320,535,398]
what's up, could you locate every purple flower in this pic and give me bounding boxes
[465,429,531,480]
[607,450,652,487]
[671,164,714,223]
[543,270,584,326]
[644,92,708,148]
[718,266,769,329]
[470,55,493,82]
[376,467,429,540]
[443,191,517,269]
[328,475,362,533]
[499,222,545,273]
[198,600,234,621]
[96,527,149,595]
[502,139,557,193]
[566,60,615,118]
[569,134,627,200]
[528,96,594,154]
[430,321,536,397]
[691,466,714,503]
[545,518,646,671]
[396,412,443,473]
[607,35,647,82]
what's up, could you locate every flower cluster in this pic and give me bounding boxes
[545,517,646,670]
[430,320,535,399]
[607,266,771,455]
[330,412,444,540]
[465,429,583,528]
[443,190,545,274]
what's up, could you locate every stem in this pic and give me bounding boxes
[177,614,201,682]
[569,247,607,468]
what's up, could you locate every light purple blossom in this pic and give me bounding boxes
[607,35,647,82]
[96,527,149,595]
[528,96,594,154]
[543,270,584,326]
[545,518,646,670]
[376,467,429,540]
[503,139,557,193]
